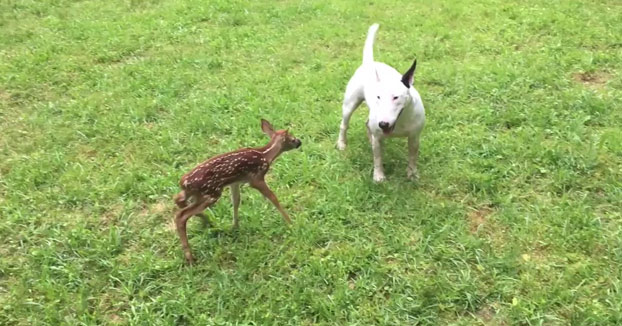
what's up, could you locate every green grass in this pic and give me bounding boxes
[1,0,621,324]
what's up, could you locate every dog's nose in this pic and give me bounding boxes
[379,121,390,131]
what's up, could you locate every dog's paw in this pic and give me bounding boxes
[336,140,347,151]
[406,167,419,180]
[373,171,386,183]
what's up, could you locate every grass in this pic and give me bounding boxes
[1,0,621,324]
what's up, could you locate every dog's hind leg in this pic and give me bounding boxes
[407,134,420,179]
[337,78,364,150]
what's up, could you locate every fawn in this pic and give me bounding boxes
[173,119,302,264]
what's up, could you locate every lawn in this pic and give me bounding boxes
[1,0,621,324]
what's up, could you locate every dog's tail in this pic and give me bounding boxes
[362,23,379,65]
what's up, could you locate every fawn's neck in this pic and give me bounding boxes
[259,137,282,163]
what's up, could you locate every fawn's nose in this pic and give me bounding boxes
[379,121,390,131]
[294,139,302,148]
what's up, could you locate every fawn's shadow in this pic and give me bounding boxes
[199,220,241,240]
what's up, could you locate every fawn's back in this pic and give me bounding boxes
[180,149,269,196]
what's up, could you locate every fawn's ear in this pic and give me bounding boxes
[401,59,417,88]
[261,119,275,137]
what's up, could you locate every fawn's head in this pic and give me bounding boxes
[261,119,301,152]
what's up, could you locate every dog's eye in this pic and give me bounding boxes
[393,96,399,100]
[376,96,380,99]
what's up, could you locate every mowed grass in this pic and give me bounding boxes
[1,0,622,324]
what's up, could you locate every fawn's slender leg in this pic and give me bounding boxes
[250,178,291,224]
[175,195,216,264]
[230,183,241,229]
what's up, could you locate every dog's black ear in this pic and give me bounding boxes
[401,59,417,88]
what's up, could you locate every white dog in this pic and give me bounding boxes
[337,23,425,182]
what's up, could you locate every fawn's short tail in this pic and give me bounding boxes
[173,191,187,208]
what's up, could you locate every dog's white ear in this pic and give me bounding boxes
[401,59,417,88]
[261,119,275,137]
[375,69,381,82]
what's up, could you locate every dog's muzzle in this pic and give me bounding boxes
[378,121,394,134]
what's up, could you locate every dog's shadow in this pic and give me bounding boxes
[344,128,411,179]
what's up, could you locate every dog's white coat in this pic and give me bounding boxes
[337,23,425,182]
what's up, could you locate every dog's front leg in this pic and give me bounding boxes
[407,134,420,179]
[337,97,363,150]
[371,134,386,182]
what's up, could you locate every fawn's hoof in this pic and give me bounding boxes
[185,254,195,265]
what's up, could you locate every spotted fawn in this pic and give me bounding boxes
[174,119,301,264]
